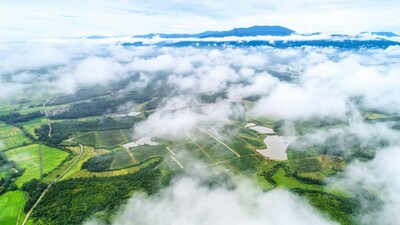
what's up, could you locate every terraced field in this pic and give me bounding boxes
[0,122,32,150]
[5,144,69,187]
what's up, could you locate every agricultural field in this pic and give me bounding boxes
[5,144,69,187]
[73,129,133,149]
[0,190,26,225]
[0,122,32,151]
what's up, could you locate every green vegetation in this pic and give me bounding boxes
[260,157,356,225]
[0,84,385,225]
[0,111,43,124]
[30,162,164,225]
[81,152,115,172]
[0,122,32,151]
[74,129,133,149]
[21,179,47,213]
[0,190,26,225]
[36,116,139,145]
[49,92,151,119]
[17,118,47,140]
[0,151,24,195]
[48,87,110,106]
[5,144,69,187]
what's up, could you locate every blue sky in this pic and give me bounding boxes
[1,0,399,39]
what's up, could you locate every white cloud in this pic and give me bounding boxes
[340,147,400,225]
[251,83,348,120]
[133,98,243,139]
[108,176,336,225]
[1,0,400,40]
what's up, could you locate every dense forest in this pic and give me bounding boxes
[50,91,154,119]
[0,111,43,124]
[31,162,165,225]
[262,162,360,225]
[22,179,48,212]
[36,116,140,145]
[81,152,115,172]
[48,88,110,106]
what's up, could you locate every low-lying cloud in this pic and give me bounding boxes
[106,175,336,225]
[2,40,400,225]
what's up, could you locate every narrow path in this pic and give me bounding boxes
[15,192,26,225]
[166,146,176,156]
[170,155,184,169]
[185,133,212,160]
[194,125,241,157]
[42,100,52,138]
[166,147,185,169]
[123,147,138,164]
[38,144,43,179]
[21,144,84,225]
[197,156,240,168]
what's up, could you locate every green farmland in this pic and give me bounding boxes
[0,190,26,225]
[5,144,69,187]
[0,122,32,151]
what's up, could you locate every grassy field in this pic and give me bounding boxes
[0,190,26,225]
[73,129,133,149]
[42,146,81,183]
[0,122,32,151]
[5,144,69,187]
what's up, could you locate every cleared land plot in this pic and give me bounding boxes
[5,144,69,187]
[0,190,26,225]
[74,129,133,149]
[0,122,32,150]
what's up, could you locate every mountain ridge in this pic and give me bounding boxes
[132,25,295,38]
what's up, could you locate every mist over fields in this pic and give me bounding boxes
[1,41,400,225]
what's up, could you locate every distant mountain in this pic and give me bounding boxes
[133,25,295,39]
[200,25,295,37]
[123,25,400,49]
[86,35,109,39]
[370,32,399,37]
